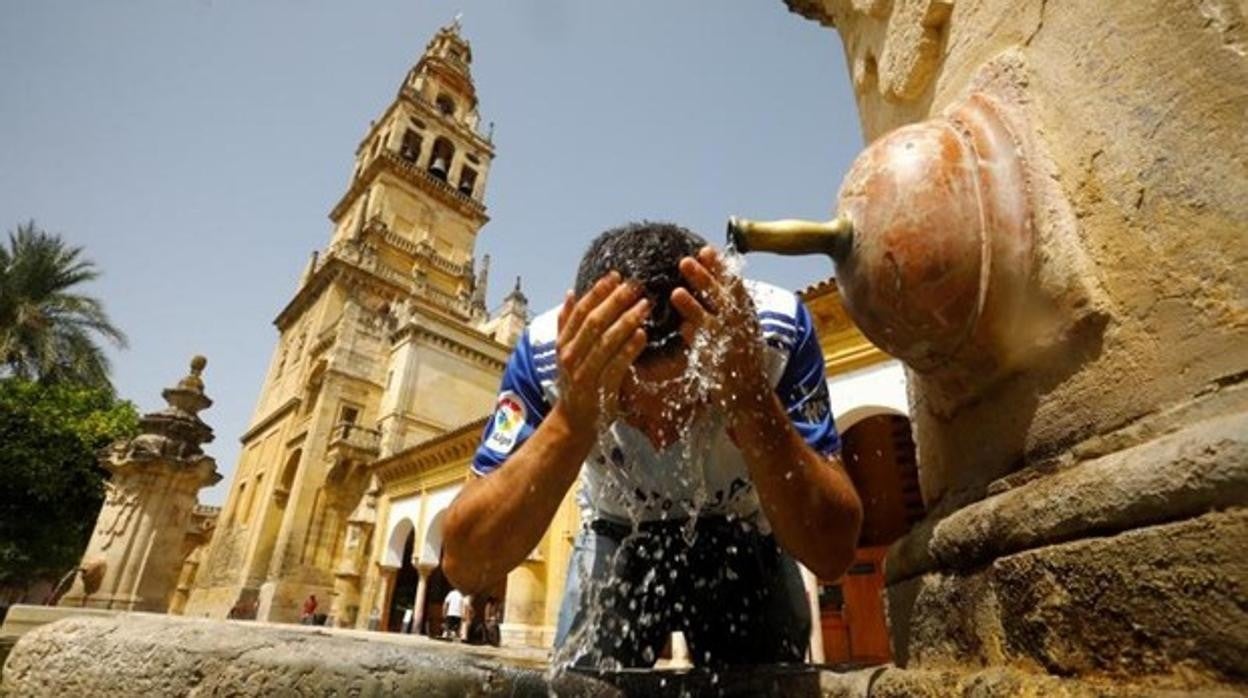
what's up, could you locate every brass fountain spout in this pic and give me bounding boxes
[725,215,854,264]
[724,93,1035,377]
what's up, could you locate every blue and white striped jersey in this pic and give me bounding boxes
[472,279,840,526]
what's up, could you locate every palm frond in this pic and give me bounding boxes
[0,220,126,390]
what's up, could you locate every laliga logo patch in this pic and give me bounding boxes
[485,391,526,455]
[799,381,832,423]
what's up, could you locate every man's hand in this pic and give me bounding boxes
[556,271,651,433]
[671,246,771,419]
[674,246,864,581]
[444,271,648,594]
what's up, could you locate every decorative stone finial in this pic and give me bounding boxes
[505,276,528,306]
[177,355,208,394]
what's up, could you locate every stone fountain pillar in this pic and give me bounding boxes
[329,477,379,627]
[779,0,1247,693]
[60,356,222,613]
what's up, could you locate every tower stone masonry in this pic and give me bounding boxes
[182,22,522,625]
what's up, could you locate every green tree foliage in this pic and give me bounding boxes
[0,379,138,591]
[0,221,128,392]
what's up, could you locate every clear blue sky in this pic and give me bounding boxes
[0,2,861,504]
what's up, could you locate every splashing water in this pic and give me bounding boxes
[549,247,764,682]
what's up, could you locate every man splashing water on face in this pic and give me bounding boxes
[443,222,863,667]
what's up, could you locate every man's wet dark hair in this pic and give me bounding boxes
[574,221,707,361]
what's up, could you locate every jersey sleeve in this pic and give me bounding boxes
[471,329,553,476]
[773,300,841,456]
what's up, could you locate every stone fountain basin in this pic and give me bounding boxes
[0,613,602,696]
[0,612,842,697]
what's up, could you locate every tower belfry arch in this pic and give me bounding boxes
[183,21,521,623]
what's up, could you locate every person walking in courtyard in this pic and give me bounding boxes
[442,587,465,641]
[443,222,863,667]
[300,594,318,625]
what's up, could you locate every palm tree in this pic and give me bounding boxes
[0,221,127,390]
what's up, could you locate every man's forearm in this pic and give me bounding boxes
[443,404,593,593]
[731,393,863,580]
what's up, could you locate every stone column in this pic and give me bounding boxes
[411,563,435,635]
[375,566,398,632]
[330,479,379,628]
[59,357,221,613]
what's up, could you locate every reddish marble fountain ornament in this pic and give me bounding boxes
[835,93,1033,378]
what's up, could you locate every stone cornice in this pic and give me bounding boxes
[800,276,892,376]
[399,86,495,155]
[274,253,408,330]
[390,312,509,371]
[239,396,301,444]
[371,417,488,487]
[348,85,493,163]
[329,149,489,227]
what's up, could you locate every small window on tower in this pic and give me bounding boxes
[340,405,359,425]
[436,94,455,117]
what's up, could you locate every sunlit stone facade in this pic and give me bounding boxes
[181,22,540,635]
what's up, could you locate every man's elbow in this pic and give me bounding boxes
[812,490,864,581]
[441,507,482,594]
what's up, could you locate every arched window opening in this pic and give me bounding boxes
[435,94,455,117]
[818,412,922,668]
[457,167,477,197]
[428,137,455,181]
[244,473,264,524]
[400,129,422,164]
[227,482,246,525]
[303,360,327,415]
[276,450,301,504]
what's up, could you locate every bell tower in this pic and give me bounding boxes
[184,22,517,624]
[330,18,495,293]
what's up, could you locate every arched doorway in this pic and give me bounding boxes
[408,509,507,642]
[385,521,418,633]
[820,411,923,666]
[422,565,452,638]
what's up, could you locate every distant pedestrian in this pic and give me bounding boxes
[300,594,318,625]
[442,588,465,640]
[484,596,501,647]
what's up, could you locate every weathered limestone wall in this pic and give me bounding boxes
[784,0,1248,693]
[797,0,1248,510]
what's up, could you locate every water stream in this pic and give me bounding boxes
[547,248,756,688]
